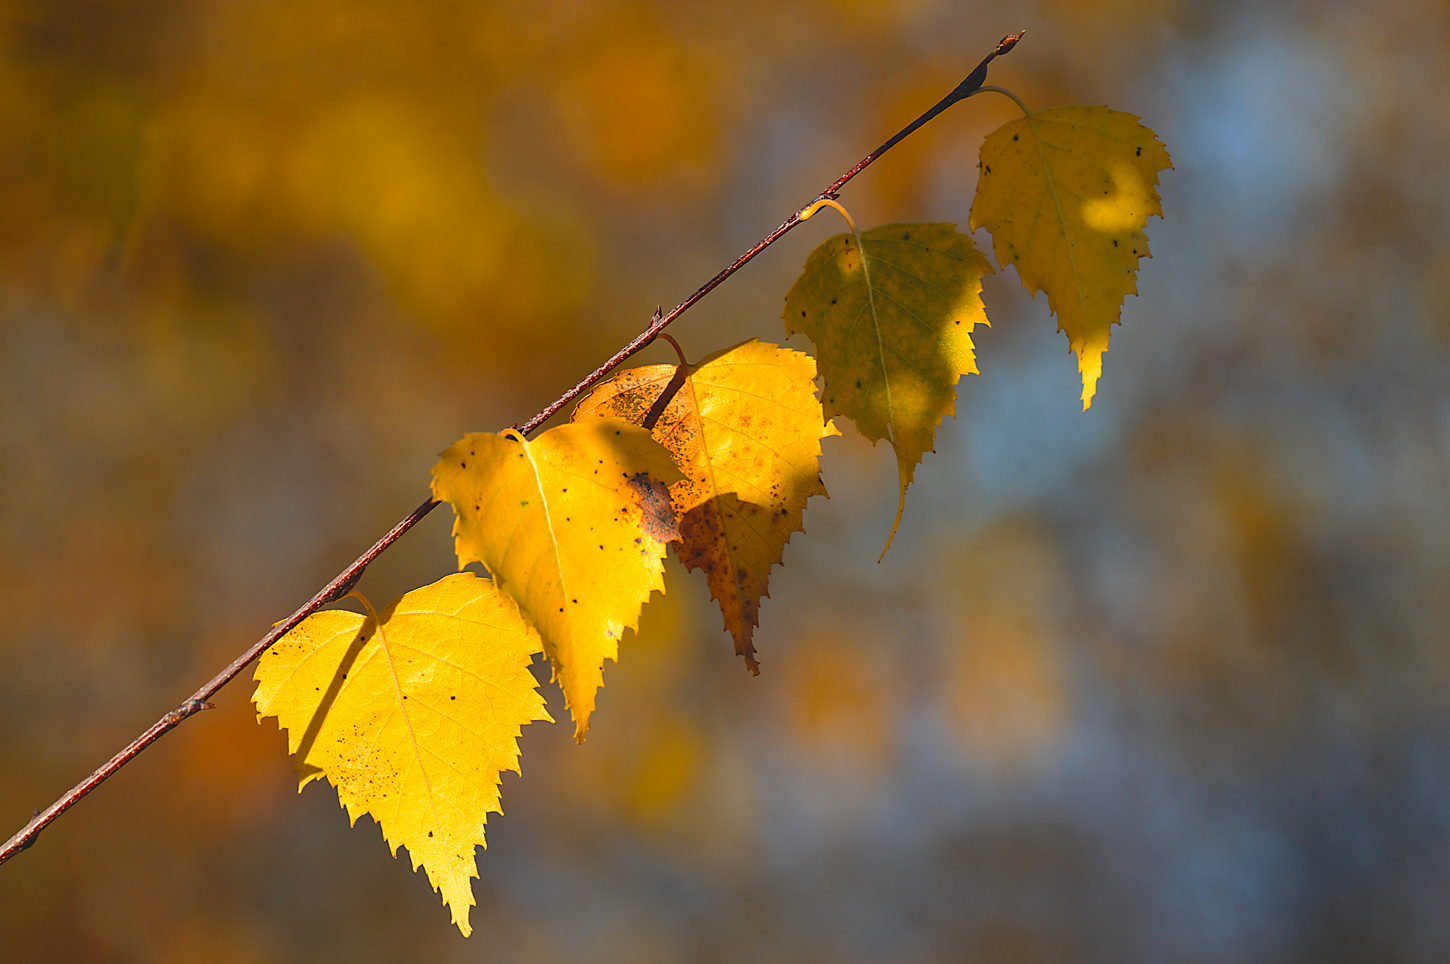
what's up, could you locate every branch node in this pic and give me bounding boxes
[18,815,38,850]
[638,306,665,349]
[323,567,367,605]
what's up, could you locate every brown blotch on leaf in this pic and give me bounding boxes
[627,473,681,543]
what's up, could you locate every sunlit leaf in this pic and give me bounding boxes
[431,419,683,740]
[251,573,550,936]
[783,222,991,555]
[573,339,837,671]
[970,105,1172,408]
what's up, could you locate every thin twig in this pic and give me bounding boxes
[0,32,1022,867]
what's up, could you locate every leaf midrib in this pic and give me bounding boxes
[1027,113,1091,332]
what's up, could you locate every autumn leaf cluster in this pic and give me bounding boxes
[252,100,1171,934]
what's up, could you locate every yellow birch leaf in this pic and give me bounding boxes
[783,222,991,555]
[572,339,838,672]
[969,104,1173,408]
[251,572,550,936]
[430,419,684,740]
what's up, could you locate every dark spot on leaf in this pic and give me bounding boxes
[460,461,466,468]
[801,310,806,317]
[1112,240,1118,247]
[626,473,681,542]
[1136,146,1142,156]
[1012,134,1018,141]
[984,164,991,173]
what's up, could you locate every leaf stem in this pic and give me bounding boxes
[0,31,1023,867]
[971,84,1033,118]
[655,332,690,369]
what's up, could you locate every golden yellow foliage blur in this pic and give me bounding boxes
[552,18,725,192]
[937,521,1069,771]
[781,629,901,773]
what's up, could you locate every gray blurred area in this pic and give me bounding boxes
[4,1,1450,961]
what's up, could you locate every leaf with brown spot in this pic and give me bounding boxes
[573,339,837,671]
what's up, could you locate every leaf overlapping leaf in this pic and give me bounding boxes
[573,339,836,671]
[252,573,550,936]
[431,419,683,740]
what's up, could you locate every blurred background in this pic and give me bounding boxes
[4,0,1450,961]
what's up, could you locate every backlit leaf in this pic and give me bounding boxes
[251,573,550,936]
[573,339,837,671]
[431,419,683,740]
[969,105,1172,408]
[783,222,990,555]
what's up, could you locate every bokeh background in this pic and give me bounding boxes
[4,0,1450,961]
